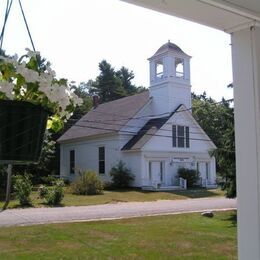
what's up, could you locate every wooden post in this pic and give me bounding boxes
[2,164,12,210]
[232,26,260,259]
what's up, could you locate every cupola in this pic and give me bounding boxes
[148,41,192,115]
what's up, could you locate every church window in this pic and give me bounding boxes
[99,147,105,174]
[172,125,190,148]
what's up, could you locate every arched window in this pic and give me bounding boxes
[156,60,164,79]
[175,58,184,78]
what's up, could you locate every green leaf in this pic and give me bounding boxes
[47,115,64,132]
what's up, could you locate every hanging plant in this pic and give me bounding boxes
[0,0,82,209]
[0,50,82,163]
[0,49,82,132]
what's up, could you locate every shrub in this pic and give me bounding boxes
[103,181,115,190]
[13,174,32,206]
[40,175,58,186]
[38,184,48,199]
[109,161,134,188]
[43,179,65,205]
[71,170,103,195]
[177,168,200,188]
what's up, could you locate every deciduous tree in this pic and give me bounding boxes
[192,92,235,198]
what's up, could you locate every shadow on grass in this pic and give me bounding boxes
[105,187,221,198]
[222,211,237,227]
[7,203,35,209]
[0,202,34,212]
[169,188,221,198]
[41,203,65,208]
[104,188,142,193]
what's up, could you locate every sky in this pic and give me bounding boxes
[0,0,233,101]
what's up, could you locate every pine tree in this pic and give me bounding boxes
[90,60,127,102]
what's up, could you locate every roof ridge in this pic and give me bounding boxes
[96,90,148,108]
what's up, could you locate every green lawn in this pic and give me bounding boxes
[0,210,237,259]
[0,188,224,209]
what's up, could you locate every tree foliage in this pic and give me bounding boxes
[89,60,145,103]
[109,160,134,188]
[11,132,56,185]
[192,92,236,198]
[70,82,93,119]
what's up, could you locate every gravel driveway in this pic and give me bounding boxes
[0,197,236,227]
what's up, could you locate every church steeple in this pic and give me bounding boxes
[148,41,191,115]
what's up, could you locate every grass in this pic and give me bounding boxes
[0,210,237,259]
[0,188,224,209]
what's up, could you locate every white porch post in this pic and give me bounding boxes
[231,25,260,260]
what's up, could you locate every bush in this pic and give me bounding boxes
[103,181,115,190]
[43,179,65,205]
[40,175,58,186]
[13,174,32,206]
[177,168,200,188]
[109,161,134,188]
[71,170,103,195]
[38,184,48,199]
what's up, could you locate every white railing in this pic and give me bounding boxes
[152,181,162,189]
[179,177,187,189]
[176,71,184,78]
[156,72,164,78]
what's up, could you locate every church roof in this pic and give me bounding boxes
[58,91,150,143]
[152,41,190,57]
[121,116,170,151]
[121,105,182,151]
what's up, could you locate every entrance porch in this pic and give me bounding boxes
[141,158,216,191]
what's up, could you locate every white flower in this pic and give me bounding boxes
[0,56,18,66]
[71,92,83,106]
[0,49,82,131]
[17,64,40,83]
[0,81,14,99]
[20,86,27,96]
[46,64,56,77]
[25,48,40,58]
[39,81,51,93]
[12,54,18,61]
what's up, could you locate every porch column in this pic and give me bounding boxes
[231,24,260,260]
[210,157,216,184]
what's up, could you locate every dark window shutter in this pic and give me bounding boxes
[172,125,176,147]
[70,150,75,174]
[186,126,190,148]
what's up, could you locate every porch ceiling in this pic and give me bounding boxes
[122,0,260,32]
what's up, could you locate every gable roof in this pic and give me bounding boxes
[121,104,216,151]
[58,91,150,143]
[121,117,169,151]
[121,105,182,151]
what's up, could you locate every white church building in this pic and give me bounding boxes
[58,41,217,190]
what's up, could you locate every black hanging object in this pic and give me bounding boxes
[0,100,49,164]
